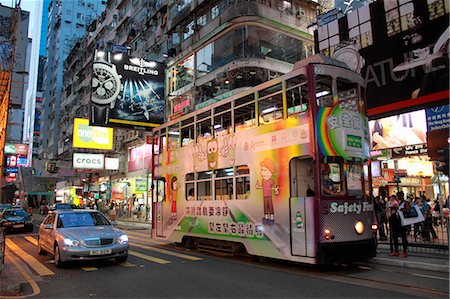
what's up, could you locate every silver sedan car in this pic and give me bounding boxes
[38,209,129,267]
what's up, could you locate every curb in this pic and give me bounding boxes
[369,256,449,273]
[0,264,22,296]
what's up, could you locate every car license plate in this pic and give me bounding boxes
[90,249,112,256]
[13,224,24,228]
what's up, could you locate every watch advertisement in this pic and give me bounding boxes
[90,51,165,128]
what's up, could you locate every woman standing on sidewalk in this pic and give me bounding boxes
[109,203,117,221]
[387,194,401,256]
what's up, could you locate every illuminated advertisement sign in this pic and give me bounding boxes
[89,51,165,128]
[128,144,152,172]
[369,109,427,150]
[72,118,113,150]
[73,153,105,169]
[105,157,119,170]
[4,143,28,155]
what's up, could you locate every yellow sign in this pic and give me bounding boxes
[72,118,113,150]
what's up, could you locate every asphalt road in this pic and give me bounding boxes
[4,224,449,298]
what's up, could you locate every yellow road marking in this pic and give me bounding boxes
[24,236,38,246]
[128,250,171,264]
[0,254,41,298]
[6,239,54,276]
[129,241,202,261]
[120,261,136,267]
[81,267,98,272]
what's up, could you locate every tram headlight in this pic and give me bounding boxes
[371,224,378,231]
[354,221,364,235]
[324,229,334,240]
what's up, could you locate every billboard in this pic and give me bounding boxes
[128,144,152,172]
[4,143,28,155]
[72,118,113,150]
[316,0,449,118]
[89,51,165,128]
[369,109,427,150]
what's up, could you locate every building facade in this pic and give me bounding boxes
[40,0,105,159]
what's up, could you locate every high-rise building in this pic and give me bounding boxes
[41,0,105,159]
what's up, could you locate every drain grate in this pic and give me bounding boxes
[42,274,67,281]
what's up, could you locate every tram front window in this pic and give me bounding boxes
[347,162,363,196]
[321,162,343,196]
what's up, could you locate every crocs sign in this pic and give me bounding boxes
[73,153,104,169]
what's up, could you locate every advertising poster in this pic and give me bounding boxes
[369,109,427,150]
[72,118,113,150]
[90,51,165,128]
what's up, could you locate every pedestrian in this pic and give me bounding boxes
[424,196,438,240]
[397,192,409,257]
[374,196,387,240]
[109,203,117,221]
[387,194,401,256]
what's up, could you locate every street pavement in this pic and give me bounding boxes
[1,211,448,296]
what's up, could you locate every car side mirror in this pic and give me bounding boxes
[44,224,53,230]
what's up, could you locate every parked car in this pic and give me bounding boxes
[0,204,13,212]
[48,203,77,213]
[37,210,129,267]
[0,208,34,233]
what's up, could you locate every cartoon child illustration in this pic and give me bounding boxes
[170,176,179,220]
[256,158,279,225]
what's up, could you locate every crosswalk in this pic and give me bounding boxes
[5,229,203,277]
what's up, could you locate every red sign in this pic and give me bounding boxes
[128,144,152,172]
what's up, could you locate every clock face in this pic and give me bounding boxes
[91,62,122,105]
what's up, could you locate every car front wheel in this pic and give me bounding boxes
[37,237,47,255]
[54,244,64,268]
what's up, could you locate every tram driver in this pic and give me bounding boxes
[321,164,335,195]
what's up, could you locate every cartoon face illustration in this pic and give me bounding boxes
[261,166,273,180]
[207,139,218,170]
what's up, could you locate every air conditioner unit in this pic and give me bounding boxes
[297,8,305,18]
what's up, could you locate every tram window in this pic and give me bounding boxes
[316,75,333,107]
[186,173,195,181]
[337,77,359,112]
[168,125,180,149]
[197,171,212,180]
[215,178,233,200]
[181,117,194,127]
[214,102,231,114]
[321,162,344,196]
[214,111,232,136]
[215,168,233,177]
[160,128,167,153]
[347,162,363,196]
[259,92,284,125]
[197,110,211,121]
[197,118,212,141]
[287,84,309,116]
[186,183,195,201]
[237,165,250,175]
[181,124,195,146]
[286,75,306,89]
[234,103,256,131]
[197,181,212,200]
[234,93,255,107]
[259,83,282,98]
[153,178,166,202]
[236,176,250,199]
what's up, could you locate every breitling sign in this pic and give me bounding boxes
[89,51,165,128]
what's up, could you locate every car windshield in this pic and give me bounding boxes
[0,204,13,211]
[57,212,110,228]
[4,210,26,217]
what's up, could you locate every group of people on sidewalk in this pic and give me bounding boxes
[374,192,449,257]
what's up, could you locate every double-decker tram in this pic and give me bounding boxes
[151,54,377,265]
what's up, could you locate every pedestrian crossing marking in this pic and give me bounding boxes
[129,240,202,261]
[25,236,38,246]
[81,267,98,272]
[6,239,55,276]
[119,261,136,267]
[128,250,171,264]
[125,231,168,245]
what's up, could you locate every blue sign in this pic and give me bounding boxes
[425,105,449,132]
[6,167,18,173]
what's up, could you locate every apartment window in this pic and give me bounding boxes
[66,10,71,15]
[211,5,219,19]
[317,19,340,56]
[347,5,372,49]
[427,0,448,20]
[384,0,415,37]
[77,13,83,20]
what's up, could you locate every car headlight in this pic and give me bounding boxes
[63,238,80,247]
[117,235,128,245]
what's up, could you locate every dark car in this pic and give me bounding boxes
[0,208,34,233]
